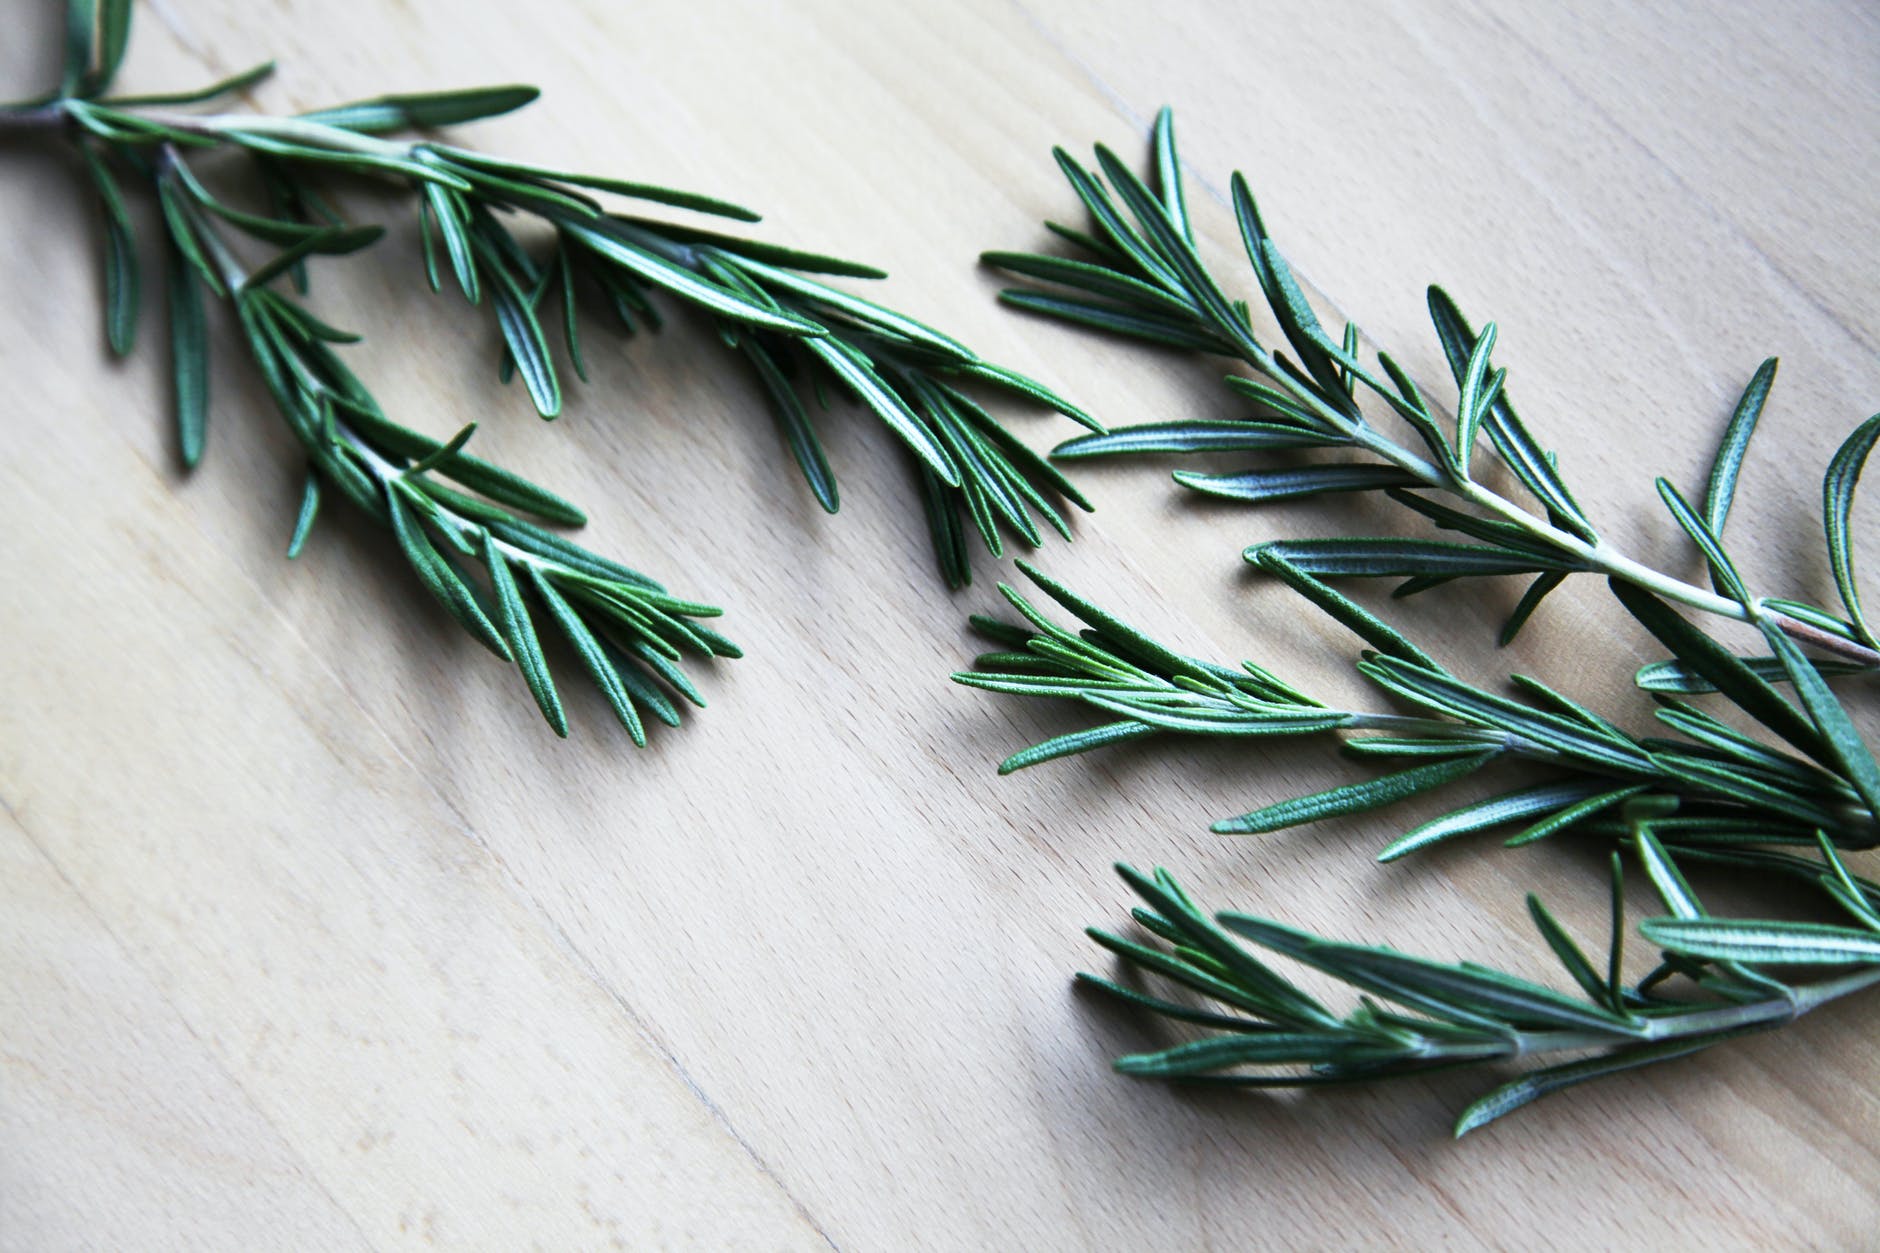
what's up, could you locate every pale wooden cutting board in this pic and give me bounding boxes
[4,1,1877,1247]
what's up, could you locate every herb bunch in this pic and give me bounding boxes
[4,3,1094,737]
[960,111,1880,1131]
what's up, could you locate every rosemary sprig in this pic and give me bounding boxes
[984,108,1880,673]
[3,5,1096,742]
[959,113,1880,1130]
[958,561,1878,854]
[1089,846,1880,1137]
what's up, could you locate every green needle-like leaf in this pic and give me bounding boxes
[804,337,959,485]
[285,474,320,558]
[1704,358,1776,535]
[62,0,96,96]
[1453,321,1497,475]
[386,489,513,662]
[1503,785,1650,848]
[996,721,1158,773]
[1824,412,1880,645]
[1173,464,1419,504]
[1641,918,1880,966]
[997,287,1229,353]
[982,250,1200,317]
[91,0,133,95]
[1453,1032,1752,1137]
[724,253,976,362]
[1656,477,1750,605]
[528,567,646,745]
[555,242,588,383]
[1760,620,1880,821]
[1498,571,1567,646]
[103,60,276,108]
[1254,538,1580,578]
[1379,779,1621,862]
[1214,752,1496,836]
[743,339,837,512]
[1057,419,1342,459]
[482,243,562,418]
[165,233,208,465]
[436,146,760,220]
[561,218,824,335]
[79,144,137,355]
[1250,549,1442,670]
[242,225,385,292]
[484,536,567,737]
[1526,894,1608,1005]
[300,86,541,134]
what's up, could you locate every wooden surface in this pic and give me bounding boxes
[4,1,1879,1247]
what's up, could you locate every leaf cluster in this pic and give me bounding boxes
[231,270,736,740]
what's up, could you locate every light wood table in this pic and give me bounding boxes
[4,1,1877,1247]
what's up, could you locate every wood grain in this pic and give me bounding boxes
[3,1,1877,1247]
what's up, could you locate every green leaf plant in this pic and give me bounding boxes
[2,2,1094,738]
[958,110,1880,1132]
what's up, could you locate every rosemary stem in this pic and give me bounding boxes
[1472,471,1880,665]
[1631,963,1877,1043]
[173,111,412,160]
[1428,965,1880,1066]
[0,102,65,131]
[0,95,404,157]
